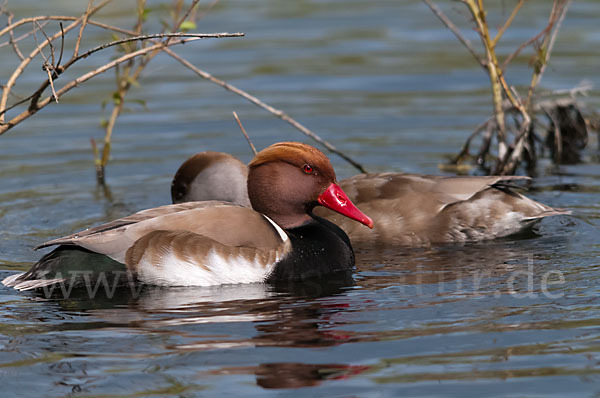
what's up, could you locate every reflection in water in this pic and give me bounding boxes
[205,362,372,389]
[354,237,541,290]
[1,225,598,394]
[3,232,584,391]
[6,277,364,389]
[0,0,598,393]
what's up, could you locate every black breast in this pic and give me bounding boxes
[266,216,355,282]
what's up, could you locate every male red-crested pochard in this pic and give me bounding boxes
[171,151,570,246]
[3,142,373,291]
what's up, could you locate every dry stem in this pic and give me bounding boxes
[0,35,239,135]
[164,48,366,172]
[92,15,367,171]
[0,3,366,174]
[233,111,258,156]
[427,0,575,175]
[422,0,485,68]
[525,0,571,110]
[0,0,112,123]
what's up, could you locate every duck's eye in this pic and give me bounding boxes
[302,164,313,174]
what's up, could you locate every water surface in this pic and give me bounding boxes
[1,1,599,396]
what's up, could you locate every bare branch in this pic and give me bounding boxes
[75,32,243,61]
[73,0,94,59]
[0,36,229,135]
[0,0,111,38]
[501,1,566,70]
[526,0,571,109]
[452,116,493,163]
[0,5,364,172]
[423,0,486,68]
[6,12,24,60]
[0,0,112,123]
[233,111,258,156]
[32,20,62,103]
[163,48,367,172]
[34,20,56,66]
[44,67,59,103]
[0,20,47,49]
[173,0,200,31]
[492,0,524,47]
[0,31,242,121]
[1,16,91,38]
[57,23,65,69]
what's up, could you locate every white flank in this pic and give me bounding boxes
[136,248,277,287]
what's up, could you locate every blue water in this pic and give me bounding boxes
[1,1,599,396]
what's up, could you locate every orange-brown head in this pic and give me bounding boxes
[248,142,373,229]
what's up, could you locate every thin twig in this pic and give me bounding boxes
[476,120,495,169]
[73,0,94,59]
[173,0,200,30]
[0,20,48,49]
[30,21,48,65]
[34,20,55,66]
[233,111,258,155]
[33,21,59,103]
[526,0,571,109]
[423,0,486,68]
[44,68,58,103]
[94,0,154,185]
[6,12,24,60]
[548,81,592,97]
[0,9,365,172]
[501,4,560,70]
[463,0,509,159]
[129,0,202,76]
[492,0,524,47]
[0,33,242,119]
[452,116,492,163]
[0,0,112,123]
[78,32,243,61]
[57,22,64,69]
[0,15,98,38]
[0,37,223,135]
[163,48,367,173]
[545,107,563,163]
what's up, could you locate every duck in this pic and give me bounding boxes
[171,150,570,246]
[3,142,373,291]
[172,151,251,207]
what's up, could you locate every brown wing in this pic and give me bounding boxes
[339,173,531,204]
[35,201,285,263]
[35,201,222,249]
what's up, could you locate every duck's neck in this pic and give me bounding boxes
[267,217,355,282]
[268,212,313,230]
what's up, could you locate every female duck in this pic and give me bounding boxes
[171,151,569,246]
